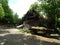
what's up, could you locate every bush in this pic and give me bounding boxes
[20,28,31,33]
[57,27,60,33]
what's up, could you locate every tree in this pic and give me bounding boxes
[0,3,5,20]
[36,0,60,33]
[13,13,19,25]
[0,0,13,24]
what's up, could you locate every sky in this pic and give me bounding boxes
[8,0,37,18]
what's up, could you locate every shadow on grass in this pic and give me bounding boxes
[0,25,16,29]
[31,33,60,40]
[0,34,60,45]
[29,29,60,40]
[0,29,10,34]
[0,31,10,34]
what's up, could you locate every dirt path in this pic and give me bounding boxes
[0,28,60,45]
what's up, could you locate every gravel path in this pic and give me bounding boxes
[0,28,60,45]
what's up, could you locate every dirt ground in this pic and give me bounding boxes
[0,28,60,45]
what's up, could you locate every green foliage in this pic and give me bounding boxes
[13,13,19,23]
[20,28,31,33]
[0,0,20,25]
[33,0,60,32]
[57,18,60,22]
[0,3,5,20]
[30,2,38,10]
[0,0,13,24]
[37,0,60,29]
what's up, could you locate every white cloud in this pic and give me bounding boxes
[9,0,37,18]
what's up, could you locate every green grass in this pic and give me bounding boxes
[20,28,31,33]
